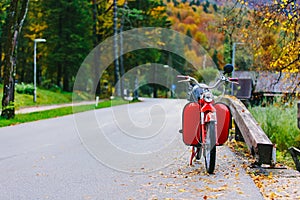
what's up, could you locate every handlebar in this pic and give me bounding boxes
[229,78,239,82]
[177,75,238,89]
[177,75,192,83]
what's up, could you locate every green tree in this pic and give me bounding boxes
[0,1,10,79]
[92,0,114,95]
[1,0,30,119]
[17,0,47,84]
[42,0,93,91]
[118,0,171,97]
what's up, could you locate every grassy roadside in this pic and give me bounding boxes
[0,84,136,127]
[0,84,73,109]
[0,98,132,127]
[248,104,300,168]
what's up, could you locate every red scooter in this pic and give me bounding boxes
[178,64,238,174]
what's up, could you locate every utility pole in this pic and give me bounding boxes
[231,42,244,96]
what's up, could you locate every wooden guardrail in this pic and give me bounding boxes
[289,147,300,172]
[217,96,275,165]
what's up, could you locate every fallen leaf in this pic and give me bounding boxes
[83,196,92,200]
[235,172,239,178]
[267,172,273,179]
[165,183,176,187]
[178,188,186,192]
[268,192,278,199]
[195,188,205,192]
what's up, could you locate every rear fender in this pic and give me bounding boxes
[182,102,201,147]
[214,102,232,146]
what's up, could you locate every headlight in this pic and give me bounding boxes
[189,85,203,102]
[203,92,213,102]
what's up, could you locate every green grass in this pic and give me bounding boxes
[249,104,300,168]
[0,84,73,109]
[0,98,132,127]
[249,104,300,151]
[0,83,134,127]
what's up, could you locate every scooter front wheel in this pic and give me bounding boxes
[203,121,216,174]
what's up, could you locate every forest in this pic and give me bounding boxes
[0,0,299,118]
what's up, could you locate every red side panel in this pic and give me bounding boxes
[182,103,200,146]
[215,103,231,145]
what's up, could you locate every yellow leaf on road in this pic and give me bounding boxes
[178,188,186,192]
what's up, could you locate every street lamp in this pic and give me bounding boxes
[231,42,244,96]
[164,65,169,98]
[33,38,46,102]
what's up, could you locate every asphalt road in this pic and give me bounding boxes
[0,98,264,200]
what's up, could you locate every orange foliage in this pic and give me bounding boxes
[167,1,224,61]
[182,15,195,24]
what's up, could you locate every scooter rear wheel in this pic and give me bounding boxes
[196,147,202,160]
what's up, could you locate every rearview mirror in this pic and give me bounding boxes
[223,64,233,74]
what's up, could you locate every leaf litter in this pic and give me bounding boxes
[227,138,300,199]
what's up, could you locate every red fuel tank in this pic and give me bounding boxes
[214,102,231,145]
[182,102,201,147]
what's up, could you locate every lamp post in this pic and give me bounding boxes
[231,42,244,96]
[164,65,169,98]
[33,38,46,102]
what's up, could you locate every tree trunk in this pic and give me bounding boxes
[56,63,62,88]
[113,0,120,96]
[92,0,101,96]
[1,0,30,119]
[0,41,2,80]
[18,46,24,83]
[119,1,127,98]
[63,65,69,92]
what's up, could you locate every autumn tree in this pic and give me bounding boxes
[223,0,299,73]
[250,0,299,73]
[219,0,253,69]
[167,1,230,68]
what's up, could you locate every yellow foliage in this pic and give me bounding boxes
[241,0,300,72]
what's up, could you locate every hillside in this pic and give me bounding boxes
[184,0,274,6]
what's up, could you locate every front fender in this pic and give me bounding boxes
[204,111,216,123]
[201,103,216,113]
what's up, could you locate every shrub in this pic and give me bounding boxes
[41,79,62,92]
[15,83,34,95]
[249,104,300,151]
